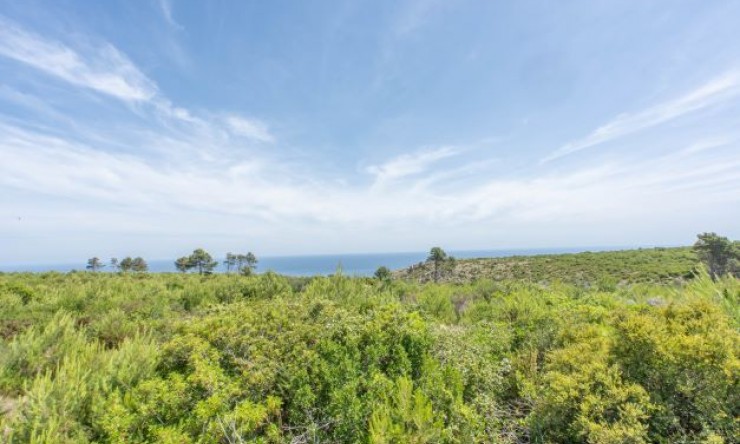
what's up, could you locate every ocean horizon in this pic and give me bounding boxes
[0,246,644,276]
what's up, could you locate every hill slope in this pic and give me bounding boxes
[393,246,697,285]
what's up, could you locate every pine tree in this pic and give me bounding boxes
[86,257,104,272]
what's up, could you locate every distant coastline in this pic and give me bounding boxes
[0,245,651,275]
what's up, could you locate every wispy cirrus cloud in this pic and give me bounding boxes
[1,10,739,261]
[0,18,279,147]
[0,17,158,102]
[366,146,459,188]
[157,0,183,30]
[225,116,275,144]
[542,70,740,162]
[677,136,733,156]
[2,120,737,229]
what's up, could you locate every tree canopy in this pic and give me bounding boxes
[374,266,391,281]
[175,249,219,275]
[117,256,148,273]
[131,257,148,273]
[693,232,739,279]
[225,252,259,275]
[427,247,453,282]
[86,257,104,272]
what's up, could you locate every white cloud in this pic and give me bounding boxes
[0,20,738,260]
[0,17,157,102]
[678,136,732,155]
[225,116,275,143]
[0,21,279,162]
[366,146,459,187]
[3,120,737,236]
[542,70,740,162]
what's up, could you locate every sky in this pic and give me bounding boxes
[1,0,739,264]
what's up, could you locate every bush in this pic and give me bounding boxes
[0,269,737,443]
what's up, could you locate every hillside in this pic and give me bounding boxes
[393,246,698,286]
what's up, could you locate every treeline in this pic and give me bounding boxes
[175,249,258,275]
[87,257,148,273]
[84,249,258,275]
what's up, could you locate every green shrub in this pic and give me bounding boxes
[0,268,737,443]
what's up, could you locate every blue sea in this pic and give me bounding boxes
[0,246,629,276]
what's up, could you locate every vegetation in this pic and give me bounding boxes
[693,232,739,279]
[225,252,259,275]
[85,257,104,272]
[427,247,456,283]
[175,249,219,275]
[0,238,737,443]
[118,257,148,273]
[374,266,391,282]
[396,247,698,286]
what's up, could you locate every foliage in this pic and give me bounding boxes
[374,266,391,281]
[0,260,738,443]
[427,247,456,283]
[118,256,148,273]
[398,247,699,286]
[693,232,740,279]
[86,257,104,272]
[131,257,148,273]
[226,252,259,275]
[175,256,190,273]
[175,248,219,275]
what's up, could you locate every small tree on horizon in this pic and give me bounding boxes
[119,257,134,272]
[131,257,148,273]
[86,257,104,272]
[693,232,739,279]
[110,257,120,272]
[427,247,448,283]
[240,252,258,275]
[175,256,190,273]
[117,256,147,273]
[224,252,259,275]
[188,249,218,275]
[374,266,391,282]
[225,253,236,273]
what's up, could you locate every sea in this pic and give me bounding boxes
[0,246,629,276]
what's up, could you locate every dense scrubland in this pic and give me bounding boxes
[394,247,698,286]
[0,243,738,443]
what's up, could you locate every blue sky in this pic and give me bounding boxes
[1,0,739,264]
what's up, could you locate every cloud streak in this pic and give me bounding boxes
[542,70,740,162]
[0,17,157,102]
[366,146,459,188]
[0,14,738,261]
[225,116,275,143]
[2,120,737,230]
[158,0,183,29]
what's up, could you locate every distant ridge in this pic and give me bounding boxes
[393,246,697,286]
